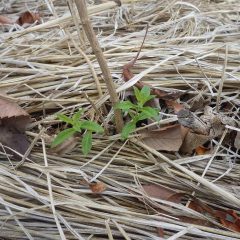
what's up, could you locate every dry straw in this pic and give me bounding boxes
[0,0,239,239]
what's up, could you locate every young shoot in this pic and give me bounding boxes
[51,109,104,155]
[115,86,159,139]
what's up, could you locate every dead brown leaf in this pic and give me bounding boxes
[177,109,209,135]
[180,131,209,154]
[0,96,30,132]
[142,184,182,202]
[142,185,221,236]
[143,184,185,238]
[79,180,107,193]
[217,210,240,232]
[143,184,240,233]
[0,15,14,25]
[188,198,215,215]
[0,126,29,157]
[140,124,187,152]
[16,11,40,26]
[188,94,211,112]
[165,100,184,113]
[2,116,30,133]
[89,182,107,193]
[195,146,209,155]
[0,97,29,119]
[189,199,240,232]
[0,96,30,158]
[177,106,238,154]
[0,11,40,26]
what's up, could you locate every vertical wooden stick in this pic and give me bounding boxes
[74,0,123,132]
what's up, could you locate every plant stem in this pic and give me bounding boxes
[83,92,109,135]
[73,0,123,132]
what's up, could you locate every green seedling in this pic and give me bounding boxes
[51,109,104,155]
[115,86,159,139]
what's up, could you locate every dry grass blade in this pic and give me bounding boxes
[0,0,239,239]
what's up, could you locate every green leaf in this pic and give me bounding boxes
[134,112,150,121]
[73,109,84,123]
[141,107,159,118]
[57,114,73,125]
[73,121,82,132]
[139,86,156,105]
[115,101,135,111]
[51,128,75,147]
[82,131,92,155]
[140,86,151,97]
[144,95,156,102]
[133,86,141,103]
[81,120,104,133]
[134,107,158,122]
[133,86,155,106]
[121,121,136,139]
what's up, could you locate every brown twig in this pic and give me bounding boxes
[122,24,149,81]
[74,0,123,132]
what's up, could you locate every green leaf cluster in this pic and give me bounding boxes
[51,109,104,155]
[115,86,159,139]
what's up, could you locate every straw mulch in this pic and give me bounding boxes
[0,0,239,239]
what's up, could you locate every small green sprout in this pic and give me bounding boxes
[51,109,104,155]
[115,86,159,139]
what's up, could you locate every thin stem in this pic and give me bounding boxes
[73,0,123,132]
[83,92,109,135]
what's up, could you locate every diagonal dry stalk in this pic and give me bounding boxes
[0,0,240,239]
[73,0,123,132]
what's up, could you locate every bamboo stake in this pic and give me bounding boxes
[73,0,123,132]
